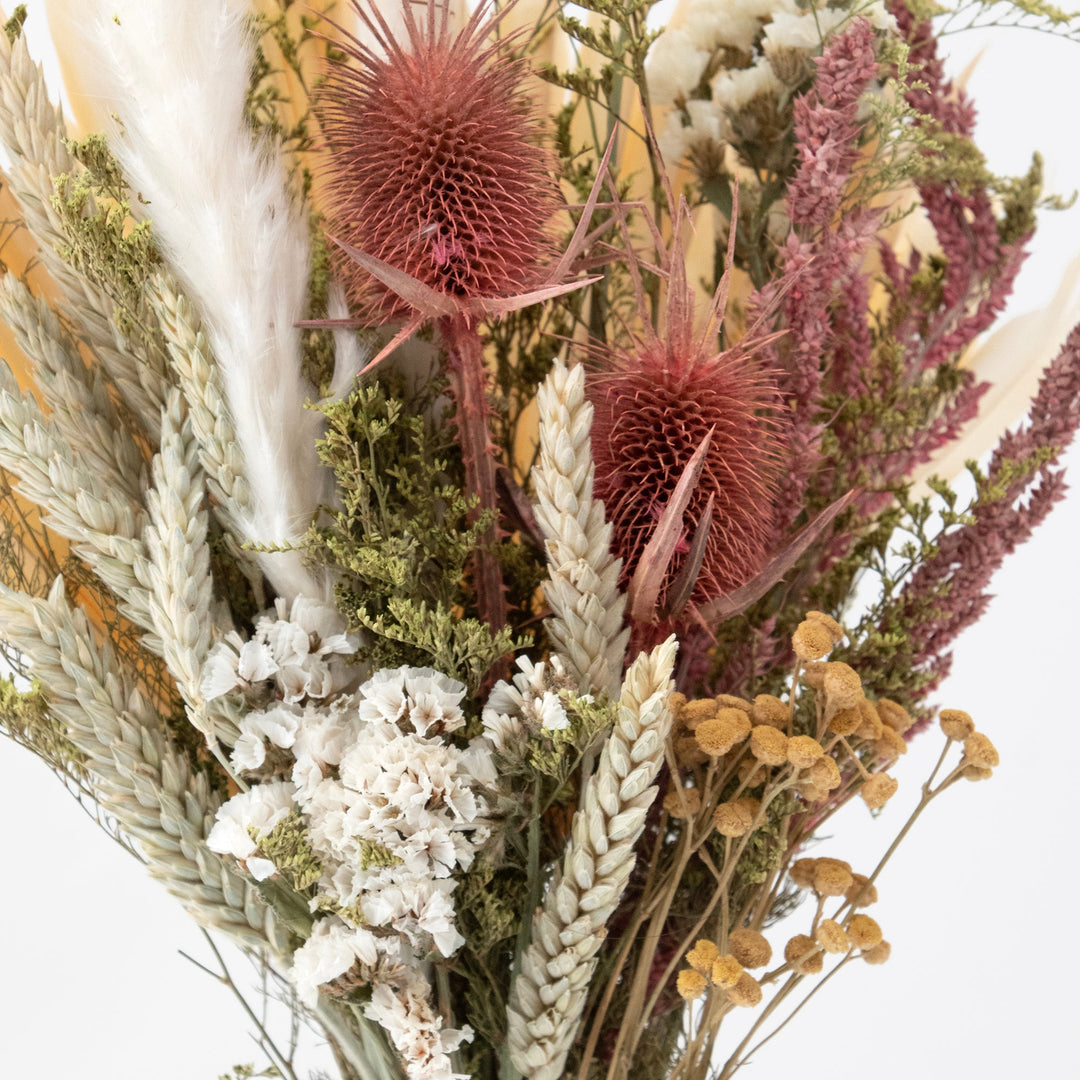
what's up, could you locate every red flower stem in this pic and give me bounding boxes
[441,315,507,634]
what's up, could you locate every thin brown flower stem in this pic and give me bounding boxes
[180,930,300,1080]
[724,958,854,1079]
[714,973,802,1080]
[441,316,507,635]
[633,785,792,1051]
[605,825,695,1080]
[575,902,651,1080]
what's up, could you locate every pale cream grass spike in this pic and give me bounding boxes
[532,358,629,697]
[147,275,255,554]
[0,276,145,501]
[139,389,239,745]
[72,0,329,603]
[0,364,157,639]
[0,577,288,951]
[0,27,171,438]
[506,636,678,1080]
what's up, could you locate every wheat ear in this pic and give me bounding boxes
[532,359,628,697]
[145,273,253,543]
[0,29,170,437]
[0,362,156,638]
[0,577,288,950]
[506,636,677,1079]
[0,276,146,500]
[138,389,240,746]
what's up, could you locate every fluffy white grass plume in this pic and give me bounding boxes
[69,0,328,602]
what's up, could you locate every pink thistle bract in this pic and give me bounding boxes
[588,210,783,617]
[319,0,559,324]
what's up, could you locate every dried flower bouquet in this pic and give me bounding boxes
[0,1,1078,1079]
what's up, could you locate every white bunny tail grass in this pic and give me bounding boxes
[532,359,628,697]
[75,0,328,602]
[506,636,677,1080]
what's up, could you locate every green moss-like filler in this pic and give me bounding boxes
[307,381,521,694]
[249,810,323,891]
[52,135,162,344]
[3,5,26,43]
[0,675,86,779]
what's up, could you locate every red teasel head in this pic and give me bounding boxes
[588,210,784,621]
[317,0,560,324]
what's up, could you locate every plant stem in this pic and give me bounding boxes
[441,315,508,636]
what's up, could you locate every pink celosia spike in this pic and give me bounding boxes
[627,428,715,624]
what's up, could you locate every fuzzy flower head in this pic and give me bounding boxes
[587,211,784,619]
[319,0,559,324]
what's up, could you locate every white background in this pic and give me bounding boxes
[1,3,1078,1078]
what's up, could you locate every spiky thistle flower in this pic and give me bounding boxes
[318,0,559,324]
[314,0,599,637]
[588,213,784,623]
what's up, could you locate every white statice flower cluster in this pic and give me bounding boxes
[482,654,579,758]
[646,0,897,168]
[205,778,296,880]
[200,595,360,771]
[205,651,494,1080]
[292,920,474,1080]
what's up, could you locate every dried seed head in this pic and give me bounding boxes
[696,709,751,756]
[320,0,559,321]
[590,339,782,611]
[805,610,844,644]
[728,928,772,969]
[710,954,744,989]
[737,758,769,788]
[677,968,708,1000]
[963,732,999,769]
[848,914,883,950]
[801,662,828,690]
[855,699,883,741]
[675,734,710,768]
[792,619,834,661]
[686,938,720,975]
[679,698,719,729]
[752,693,791,729]
[816,919,851,954]
[813,858,854,897]
[823,662,863,709]
[861,773,899,809]
[878,698,913,734]
[805,755,842,792]
[715,694,754,714]
[828,706,863,737]
[874,727,907,762]
[940,708,975,741]
[845,873,878,907]
[669,691,688,714]
[964,764,994,782]
[713,797,759,837]
[784,934,823,974]
[663,785,702,819]
[787,734,825,769]
[862,940,892,965]
[750,724,789,766]
[727,971,763,1007]
[790,858,818,889]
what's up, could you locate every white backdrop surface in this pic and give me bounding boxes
[0,3,1078,1078]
